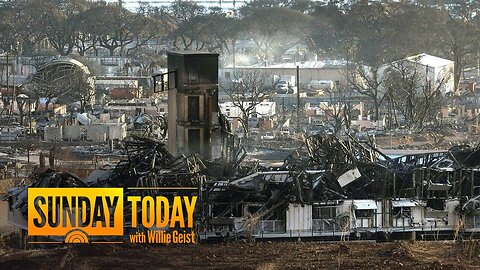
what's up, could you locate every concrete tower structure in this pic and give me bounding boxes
[167,51,220,159]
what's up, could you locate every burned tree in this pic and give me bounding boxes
[319,86,353,135]
[222,70,275,137]
[67,71,95,112]
[346,65,384,121]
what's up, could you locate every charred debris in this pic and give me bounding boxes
[5,133,480,240]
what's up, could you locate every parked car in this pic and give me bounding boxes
[276,80,289,94]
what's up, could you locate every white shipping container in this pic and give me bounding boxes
[286,204,312,231]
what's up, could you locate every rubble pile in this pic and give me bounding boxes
[5,134,480,240]
[86,136,206,191]
[1,169,86,219]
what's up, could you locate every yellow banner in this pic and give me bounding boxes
[28,188,124,241]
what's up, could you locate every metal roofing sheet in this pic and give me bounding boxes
[392,200,417,208]
[353,200,377,210]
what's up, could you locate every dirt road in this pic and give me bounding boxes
[0,241,479,269]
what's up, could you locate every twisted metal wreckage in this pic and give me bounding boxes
[5,134,480,241]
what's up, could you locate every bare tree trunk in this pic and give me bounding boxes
[241,112,249,138]
[374,100,379,121]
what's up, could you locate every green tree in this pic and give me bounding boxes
[167,0,206,50]
[308,2,346,57]
[240,2,312,61]
[0,2,21,53]
[13,0,49,55]
[80,4,156,56]
[196,7,240,53]
[441,18,478,93]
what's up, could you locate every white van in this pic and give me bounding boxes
[308,80,334,91]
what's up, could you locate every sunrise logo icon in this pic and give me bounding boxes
[64,229,89,243]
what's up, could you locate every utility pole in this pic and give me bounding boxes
[477,47,479,81]
[6,53,9,115]
[296,65,300,132]
[7,53,15,125]
[232,40,236,69]
[28,99,32,134]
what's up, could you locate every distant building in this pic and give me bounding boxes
[220,60,348,90]
[104,98,166,117]
[378,53,455,95]
[95,77,141,98]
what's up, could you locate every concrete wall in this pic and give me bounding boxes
[86,125,109,142]
[99,113,110,123]
[107,123,127,140]
[108,113,126,123]
[44,126,62,141]
[86,123,127,141]
[63,125,82,140]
